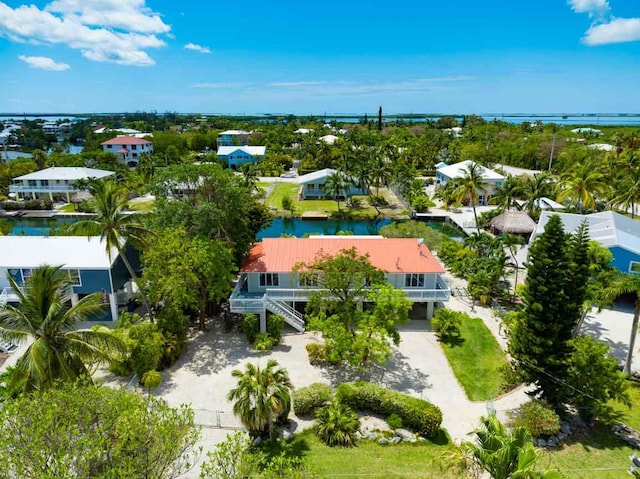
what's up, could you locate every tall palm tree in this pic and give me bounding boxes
[227,359,293,439]
[604,274,640,377]
[556,164,608,214]
[323,172,350,212]
[0,266,126,393]
[609,165,640,218]
[462,415,562,479]
[68,180,154,321]
[522,172,556,215]
[491,175,524,211]
[454,162,491,234]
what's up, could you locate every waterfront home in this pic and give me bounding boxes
[218,130,251,146]
[101,136,153,167]
[435,160,504,205]
[571,127,602,136]
[229,236,450,332]
[297,168,366,199]
[9,167,114,202]
[0,236,136,321]
[217,146,266,169]
[533,211,640,274]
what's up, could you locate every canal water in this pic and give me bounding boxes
[3,215,464,238]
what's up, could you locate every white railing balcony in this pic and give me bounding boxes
[229,297,264,313]
[9,184,75,193]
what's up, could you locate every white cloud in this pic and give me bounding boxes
[0,1,170,66]
[184,42,210,54]
[192,82,249,88]
[583,18,640,45]
[18,54,70,70]
[269,81,326,87]
[568,0,609,15]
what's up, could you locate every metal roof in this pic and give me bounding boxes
[13,167,114,181]
[217,146,266,156]
[297,168,337,184]
[436,160,504,181]
[0,236,118,270]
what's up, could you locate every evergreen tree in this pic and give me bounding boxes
[509,215,582,405]
[378,106,383,131]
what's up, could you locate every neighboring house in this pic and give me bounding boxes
[101,137,153,167]
[0,236,136,321]
[294,128,313,134]
[587,143,616,152]
[9,167,114,202]
[532,211,640,274]
[217,130,250,146]
[435,160,504,205]
[297,168,366,199]
[217,146,266,169]
[229,236,450,331]
[319,134,339,145]
[571,127,602,136]
[442,127,462,138]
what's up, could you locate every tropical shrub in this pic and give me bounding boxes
[315,399,360,447]
[281,195,293,212]
[411,195,434,213]
[242,314,260,344]
[267,314,285,342]
[431,309,462,341]
[253,332,278,352]
[306,343,327,365]
[110,323,167,377]
[508,400,561,438]
[293,382,333,416]
[335,382,443,438]
[386,413,403,429]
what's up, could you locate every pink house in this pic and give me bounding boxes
[101,137,154,167]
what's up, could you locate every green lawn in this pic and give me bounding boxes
[265,183,380,217]
[610,381,640,430]
[264,429,458,478]
[57,203,76,212]
[544,424,635,479]
[439,316,508,401]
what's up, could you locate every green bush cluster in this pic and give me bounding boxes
[386,413,403,429]
[335,382,443,438]
[507,400,561,438]
[241,314,284,351]
[1,199,53,210]
[430,309,462,341]
[110,323,180,378]
[293,382,333,416]
[306,343,326,365]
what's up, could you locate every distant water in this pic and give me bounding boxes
[1,151,32,161]
[0,116,78,122]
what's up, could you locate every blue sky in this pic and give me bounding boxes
[0,0,639,114]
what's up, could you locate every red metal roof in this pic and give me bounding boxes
[101,137,151,146]
[241,237,445,274]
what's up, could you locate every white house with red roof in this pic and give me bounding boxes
[229,236,450,332]
[101,136,153,167]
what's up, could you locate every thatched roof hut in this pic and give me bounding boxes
[69,190,93,203]
[490,211,537,240]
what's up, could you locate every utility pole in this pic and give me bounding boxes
[548,135,556,171]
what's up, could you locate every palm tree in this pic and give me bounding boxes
[454,162,491,234]
[0,266,126,393]
[323,172,350,212]
[522,172,556,215]
[609,165,640,218]
[604,274,640,377]
[491,175,524,211]
[556,165,608,214]
[434,181,457,211]
[68,180,154,321]
[227,359,293,439]
[462,415,562,479]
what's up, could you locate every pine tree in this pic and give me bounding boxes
[565,221,591,332]
[509,215,578,405]
[378,106,383,131]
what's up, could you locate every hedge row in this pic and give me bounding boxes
[335,382,443,438]
[293,382,333,416]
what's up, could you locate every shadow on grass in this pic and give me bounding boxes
[256,435,311,463]
[440,335,465,347]
[560,422,630,452]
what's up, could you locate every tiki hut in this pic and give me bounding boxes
[490,211,537,241]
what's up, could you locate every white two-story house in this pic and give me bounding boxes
[101,136,153,167]
[229,236,450,332]
[435,160,504,205]
[9,167,114,202]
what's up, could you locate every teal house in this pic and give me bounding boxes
[217,146,266,169]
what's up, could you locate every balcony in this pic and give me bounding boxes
[228,274,450,312]
[9,184,75,193]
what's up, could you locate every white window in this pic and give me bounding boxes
[66,269,81,286]
[405,273,425,288]
[299,273,319,287]
[259,273,279,287]
[630,261,640,275]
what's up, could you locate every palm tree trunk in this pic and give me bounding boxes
[623,302,640,377]
[472,198,480,234]
[118,247,154,323]
[573,306,589,339]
